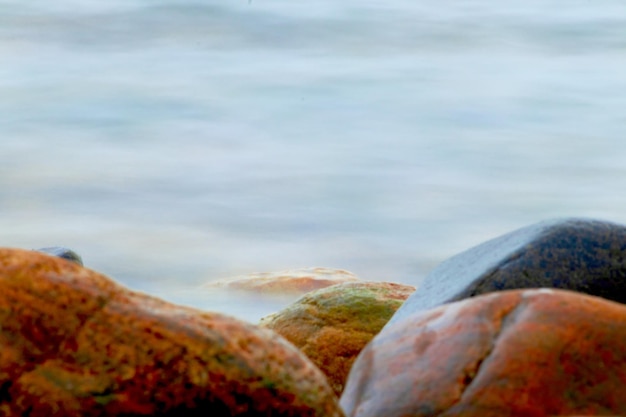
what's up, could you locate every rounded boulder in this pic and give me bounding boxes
[0,248,344,417]
[391,217,626,325]
[341,288,626,417]
[260,281,415,396]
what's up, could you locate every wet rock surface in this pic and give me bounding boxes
[341,288,626,417]
[0,248,344,417]
[260,281,415,396]
[390,218,626,324]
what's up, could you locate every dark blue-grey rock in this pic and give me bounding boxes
[389,218,626,325]
[36,246,84,266]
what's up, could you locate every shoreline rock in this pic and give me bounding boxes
[0,248,343,417]
[260,281,415,396]
[389,217,626,325]
[342,288,626,417]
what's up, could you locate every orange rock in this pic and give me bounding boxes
[0,248,344,417]
[202,267,359,295]
[260,281,415,396]
[341,289,626,417]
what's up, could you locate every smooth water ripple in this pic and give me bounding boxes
[1,0,625,321]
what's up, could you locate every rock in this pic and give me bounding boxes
[341,288,626,417]
[260,281,415,396]
[202,267,359,295]
[0,248,344,417]
[390,218,626,325]
[36,246,83,266]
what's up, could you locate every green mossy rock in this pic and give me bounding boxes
[260,281,415,395]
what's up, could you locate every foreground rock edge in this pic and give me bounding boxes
[260,281,415,396]
[0,248,344,417]
[341,288,626,417]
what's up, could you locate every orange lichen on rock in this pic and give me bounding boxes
[0,248,344,417]
[202,267,359,295]
[260,281,415,396]
[341,288,626,417]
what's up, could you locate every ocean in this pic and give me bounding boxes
[1,0,625,321]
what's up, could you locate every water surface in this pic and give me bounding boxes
[1,0,625,321]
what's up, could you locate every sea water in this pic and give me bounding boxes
[1,0,625,321]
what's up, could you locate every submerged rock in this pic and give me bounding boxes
[260,281,415,396]
[390,218,626,325]
[0,248,343,417]
[342,289,626,417]
[36,246,83,266]
[202,267,359,295]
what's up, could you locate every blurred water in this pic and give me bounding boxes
[1,0,625,321]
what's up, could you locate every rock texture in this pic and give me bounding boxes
[390,218,626,325]
[0,248,344,417]
[341,288,626,417]
[203,267,359,295]
[260,282,415,396]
